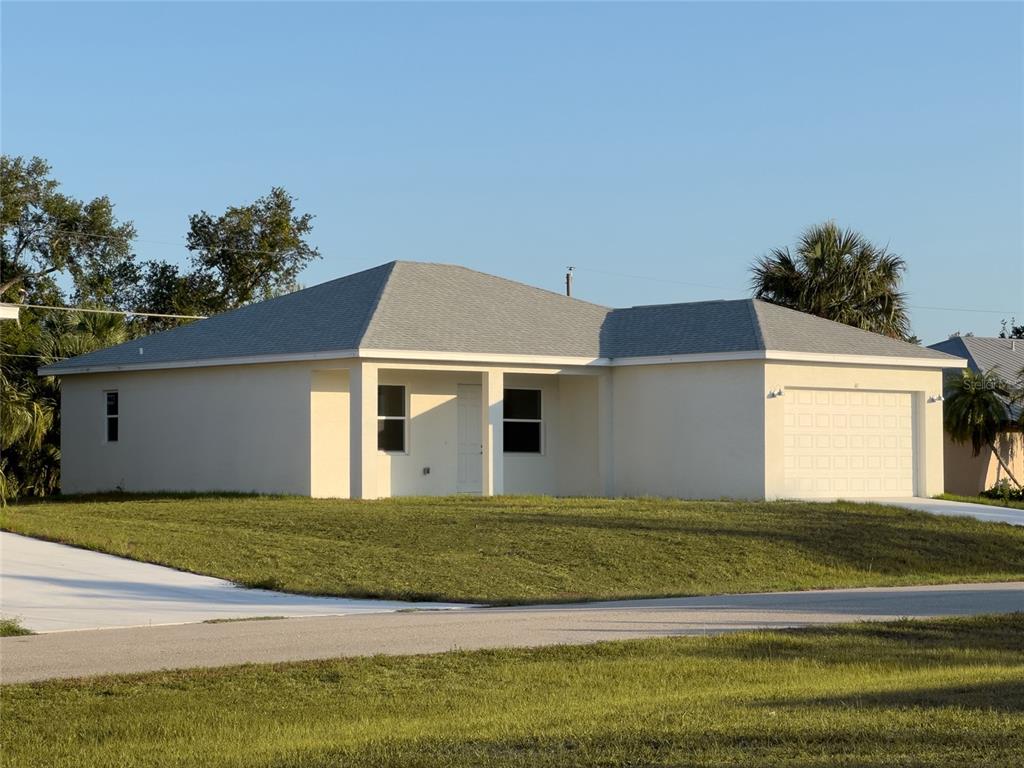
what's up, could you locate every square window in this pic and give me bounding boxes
[503,389,541,420]
[504,421,541,453]
[378,385,406,417]
[378,419,405,452]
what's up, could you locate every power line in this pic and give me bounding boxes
[0,353,68,361]
[12,303,206,320]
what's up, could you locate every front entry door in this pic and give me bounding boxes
[457,384,483,493]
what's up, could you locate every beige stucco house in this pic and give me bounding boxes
[927,336,1023,495]
[41,261,963,500]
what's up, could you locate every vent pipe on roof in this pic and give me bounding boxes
[565,266,574,297]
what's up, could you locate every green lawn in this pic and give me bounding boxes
[2,495,1023,603]
[3,615,1022,768]
[939,493,1024,511]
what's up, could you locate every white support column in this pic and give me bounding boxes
[349,362,379,500]
[482,368,504,496]
[597,370,614,497]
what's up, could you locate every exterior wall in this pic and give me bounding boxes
[943,430,1024,495]
[610,360,767,499]
[60,362,320,495]
[763,362,945,499]
[310,370,349,498]
[557,375,601,496]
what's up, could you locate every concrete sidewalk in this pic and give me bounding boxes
[867,497,1024,526]
[3,582,1021,683]
[0,532,470,632]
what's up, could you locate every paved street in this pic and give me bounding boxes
[3,582,1022,683]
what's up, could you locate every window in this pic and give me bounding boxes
[503,388,542,453]
[105,391,119,442]
[377,385,406,452]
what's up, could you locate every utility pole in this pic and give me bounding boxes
[565,266,575,297]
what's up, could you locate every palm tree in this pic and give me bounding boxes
[944,369,1020,488]
[751,221,911,339]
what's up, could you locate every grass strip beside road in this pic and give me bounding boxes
[2,615,1022,767]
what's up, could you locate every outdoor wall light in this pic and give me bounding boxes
[928,395,945,403]
[767,388,785,399]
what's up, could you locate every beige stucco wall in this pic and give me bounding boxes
[762,362,945,499]
[610,360,767,499]
[943,431,1024,496]
[60,362,320,495]
[60,361,604,498]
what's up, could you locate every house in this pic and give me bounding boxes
[927,336,1023,495]
[40,261,964,500]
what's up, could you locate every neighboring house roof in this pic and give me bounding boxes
[40,260,961,374]
[928,335,1024,421]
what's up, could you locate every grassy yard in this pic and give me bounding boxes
[939,493,1024,511]
[2,495,1023,603]
[3,615,1023,767]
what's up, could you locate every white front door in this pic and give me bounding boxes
[457,384,483,493]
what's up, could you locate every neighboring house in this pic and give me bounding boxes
[927,336,1024,495]
[41,261,963,501]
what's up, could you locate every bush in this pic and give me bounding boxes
[980,480,1024,503]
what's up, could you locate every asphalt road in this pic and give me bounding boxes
[3,582,1021,683]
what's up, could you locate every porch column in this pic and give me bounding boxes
[349,362,379,500]
[482,368,504,496]
[598,371,614,496]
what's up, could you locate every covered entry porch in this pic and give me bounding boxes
[311,361,612,499]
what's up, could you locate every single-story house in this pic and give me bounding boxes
[927,335,1023,495]
[41,261,964,500]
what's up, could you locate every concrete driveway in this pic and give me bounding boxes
[3,582,1022,683]
[0,532,469,632]
[869,497,1024,526]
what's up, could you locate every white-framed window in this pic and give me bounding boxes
[377,384,407,452]
[105,390,119,442]
[503,388,542,454]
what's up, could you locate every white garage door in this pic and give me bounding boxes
[782,389,915,499]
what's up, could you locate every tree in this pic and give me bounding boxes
[944,369,1020,488]
[132,187,320,333]
[184,186,319,314]
[1,155,138,308]
[999,318,1024,339]
[751,221,911,339]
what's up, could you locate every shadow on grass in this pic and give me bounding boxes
[769,679,1024,713]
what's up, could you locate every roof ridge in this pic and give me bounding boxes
[356,261,399,347]
[439,262,613,312]
[746,298,767,351]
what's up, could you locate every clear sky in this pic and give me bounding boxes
[3,1,1021,343]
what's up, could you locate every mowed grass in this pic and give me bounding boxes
[3,616,1023,768]
[2,495,1023,603]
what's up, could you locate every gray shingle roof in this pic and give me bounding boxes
[41,260,960,374]
[928,336,1024,420]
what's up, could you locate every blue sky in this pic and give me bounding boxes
[3,1,1021,342]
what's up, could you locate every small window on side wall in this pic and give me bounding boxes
[503,388,541,453]
[377,385,406,452]
[105,391,119,442]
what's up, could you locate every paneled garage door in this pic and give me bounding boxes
[782,389,914,499]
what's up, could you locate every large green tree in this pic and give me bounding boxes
[133,187,320,331]
[1,155,138,308]
[751,221,911,339]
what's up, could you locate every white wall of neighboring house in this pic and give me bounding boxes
[943,431,1024,496]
